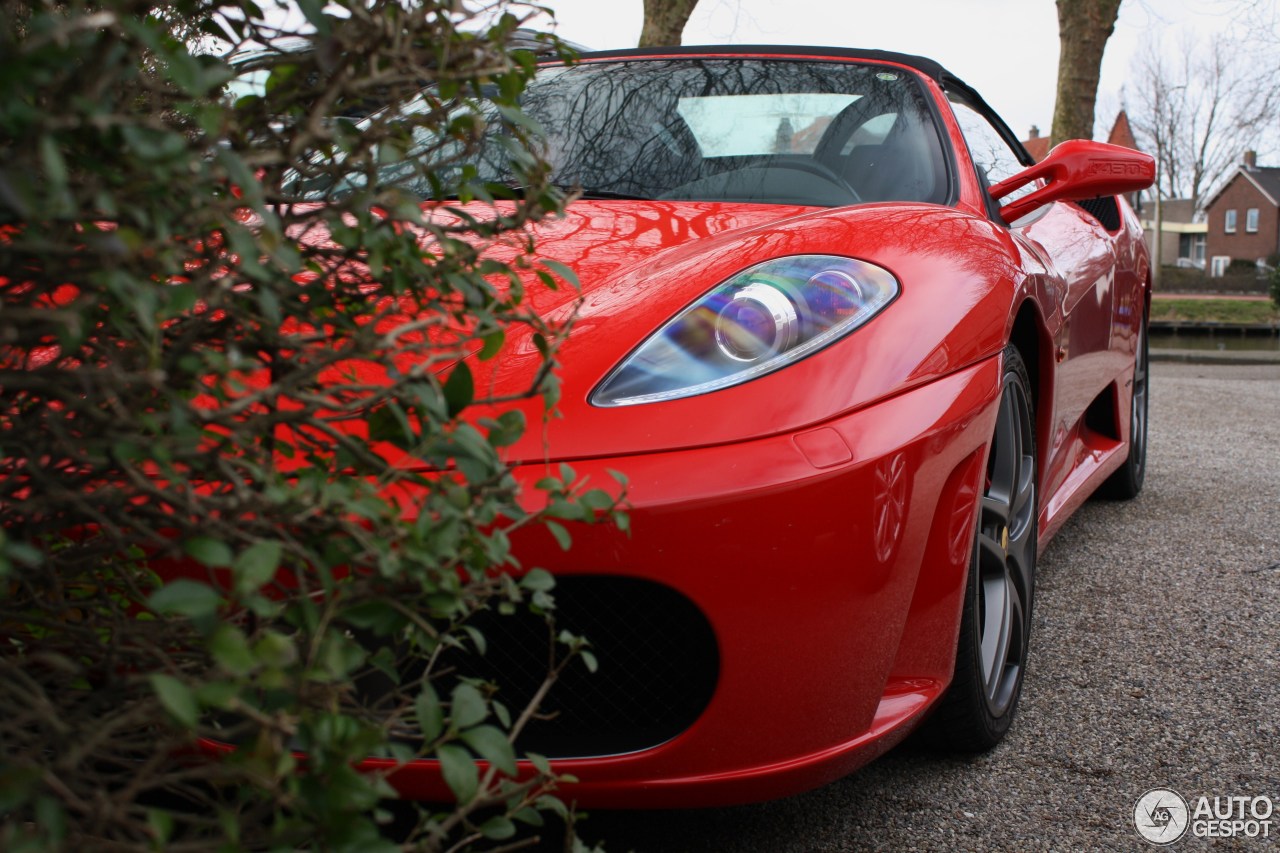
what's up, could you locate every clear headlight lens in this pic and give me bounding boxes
[591,255,899,407]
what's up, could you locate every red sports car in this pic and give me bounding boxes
[360,46,1154,807]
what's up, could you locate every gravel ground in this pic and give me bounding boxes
[575,362,1280,852]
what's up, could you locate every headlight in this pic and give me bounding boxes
[591,255,898,407]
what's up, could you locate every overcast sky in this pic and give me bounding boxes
[527,0,1257,145]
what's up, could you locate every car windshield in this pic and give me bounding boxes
[524,59,949,206]
[353,58,950,208]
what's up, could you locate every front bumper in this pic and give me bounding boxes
[371,357,1002,807]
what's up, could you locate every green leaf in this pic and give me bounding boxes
[580,488,616,513]
[545,520,571,551]
[520,568,556,592]
[194,681,238,709]
[479,815,516,840]
[478,330,505,360]
[536,791,570,817]
[253,631,298,669]
[264,63,300,96]
[150,674,198,727]
[527,752,553,776]
[436,744,478,803]
[462,624,487,655]
[210,624,255,675]
[415,683,444,744]
[450,682,487,729]
[40,137,67,191]
[317,631,366,680]
[539,258,579,291]
[367,400,415,448]
[183,536,233,568]
[443,361,474,418]
[233,541,281,592]
[484,409,525,448]
[460,724,517,775]
[148,580,221,619]
[580,649,598,674]
[163,282,197,316]
[342,601,407,635]
[492,699,511,730]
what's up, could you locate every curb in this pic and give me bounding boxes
[1150,348,1280,365]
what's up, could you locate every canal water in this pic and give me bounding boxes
[1149,329,1280,352]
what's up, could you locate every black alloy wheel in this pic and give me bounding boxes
[927,344,1037,751]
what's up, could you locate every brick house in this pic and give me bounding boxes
[1203,151,1280,276]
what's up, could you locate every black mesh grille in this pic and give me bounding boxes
[388,576,719,759]
[1075,196,1121,231]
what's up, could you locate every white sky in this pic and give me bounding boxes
[526,0,1258,145]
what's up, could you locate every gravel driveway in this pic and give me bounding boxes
[575,362,1280,852]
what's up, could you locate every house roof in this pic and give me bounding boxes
[1021,135,1050,162]
[1204,166,1280,210]
[1106,110,1138,151]
[1159,198,1198,224]
[1248,168,1280,206]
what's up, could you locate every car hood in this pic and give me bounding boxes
[403,198,1018,468]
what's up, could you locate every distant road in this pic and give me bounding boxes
[573,362,1280,852]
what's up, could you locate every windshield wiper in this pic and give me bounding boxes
[550,184,652,201]
[573,188,653,200]
[427,183,655,202]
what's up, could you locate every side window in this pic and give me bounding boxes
[947,96,1025,190]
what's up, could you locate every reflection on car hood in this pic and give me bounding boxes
[481,198,823,321]
[469,198,822,386]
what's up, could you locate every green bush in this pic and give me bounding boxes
[0,1,620,849]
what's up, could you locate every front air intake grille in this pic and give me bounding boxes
[436,576,719,758]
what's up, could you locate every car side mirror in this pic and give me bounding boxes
[989,140,1155,224]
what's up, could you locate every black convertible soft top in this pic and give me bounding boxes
[576,45,950,84]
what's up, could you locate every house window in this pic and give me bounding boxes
[1178,233,1206,268]
[1225,209,1237,233]
[1211,256,1231,277]
[1246,208,1259,232]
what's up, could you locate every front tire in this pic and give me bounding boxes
[928,344,1037,752]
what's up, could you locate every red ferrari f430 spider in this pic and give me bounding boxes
[340,45,1156,807]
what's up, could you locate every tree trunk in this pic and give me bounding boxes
[639,0,699,47]
[1050,0,1123,145]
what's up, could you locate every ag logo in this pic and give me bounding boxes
[1134,788,1190,845]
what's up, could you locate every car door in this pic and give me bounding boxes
[948,94,1122,507]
